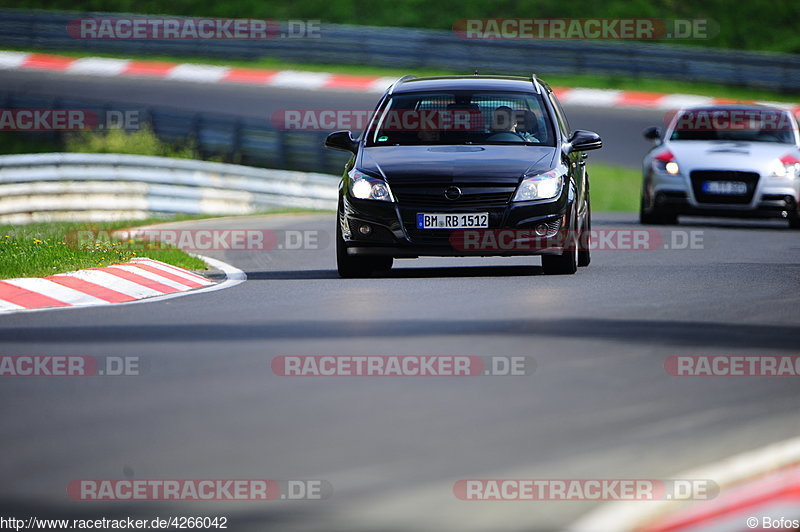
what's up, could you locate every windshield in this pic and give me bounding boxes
[669,108,796,144]
[364,90,556,147]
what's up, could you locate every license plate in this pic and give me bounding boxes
[416,213,489,229]
[702,181,748,195]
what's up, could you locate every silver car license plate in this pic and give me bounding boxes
[702,181,748,195]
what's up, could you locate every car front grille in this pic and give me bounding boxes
[690,170,759,204]
[389,178,519,244]
[390,181,517,208]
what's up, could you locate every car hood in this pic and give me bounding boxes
[358,145,556,182]
[665,140,798,172]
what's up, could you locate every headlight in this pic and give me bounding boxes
[513,165,565,201]
[653,150,680,175]
[348,169,394,201]
[769,154,800,178]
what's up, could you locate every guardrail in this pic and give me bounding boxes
[0,153,339,224]
[0,91,353,176]
[1,8,800,91]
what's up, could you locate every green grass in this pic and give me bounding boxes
[10,46,799,104]
[589,163,641,212]
[0,124,216,160]
[0,217,209,279]
[65,125,199,157]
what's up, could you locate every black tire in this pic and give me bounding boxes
[578,197,591,267]
[639,199,678,225]
[789,216,800,229]
[336,219,380,278]
[370,256,394,272]
[542,227,578,275]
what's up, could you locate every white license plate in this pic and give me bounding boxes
[416,213,489,229]
[702,181,748,195]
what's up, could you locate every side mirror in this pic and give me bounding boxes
[568,130,602,152]
[325,130,358,154]
[643,126,662,140]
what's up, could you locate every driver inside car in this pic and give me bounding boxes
[489,106,539,142]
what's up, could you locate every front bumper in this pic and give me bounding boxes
[340,193,572,258]
[647,168,800,220]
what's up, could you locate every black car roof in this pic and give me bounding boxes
[390,75,545,94]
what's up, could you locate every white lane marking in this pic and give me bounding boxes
[2,278,107,306]
[268,70,332,89]
[0,51,30,69]
[107,265,195,290]
[130,258,213,284]
[166,64,230,82]
[368,76,400,93]
[656,94,715,110]
[558,88,624,107]
[567,434,800,532]
[58,269,163,299]
[0,298,25,311]
[67,57,132,76]
[755,100,799,111]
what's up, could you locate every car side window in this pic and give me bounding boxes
[547,91,570,138]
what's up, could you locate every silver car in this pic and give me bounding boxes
[640,104,800,228]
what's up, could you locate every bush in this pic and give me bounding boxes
[64,126,198,158]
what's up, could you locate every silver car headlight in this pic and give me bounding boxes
[769,154,800,178]
[348,169,394,201]
[513,165,566,202]
[653,150,680,175]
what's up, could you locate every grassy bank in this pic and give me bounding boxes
[0,217,208,279]
[589,163,641,212]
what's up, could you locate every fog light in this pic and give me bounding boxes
[534,224,548,236]
[359,224,372,236]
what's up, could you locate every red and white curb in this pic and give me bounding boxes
[0,255,245,314]
[1,50,798,114]
[642,464,800,532]
[567,435,800,532]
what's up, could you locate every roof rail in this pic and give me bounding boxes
[387,75,417,95]
[531,73,541,94]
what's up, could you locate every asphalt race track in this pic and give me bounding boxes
[1,211,799,530]
[0,70,799,531]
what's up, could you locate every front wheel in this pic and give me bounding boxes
[541,231,578,275]
[640,200,678,225]
[578,197,591,267]
[336,219,393,278]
